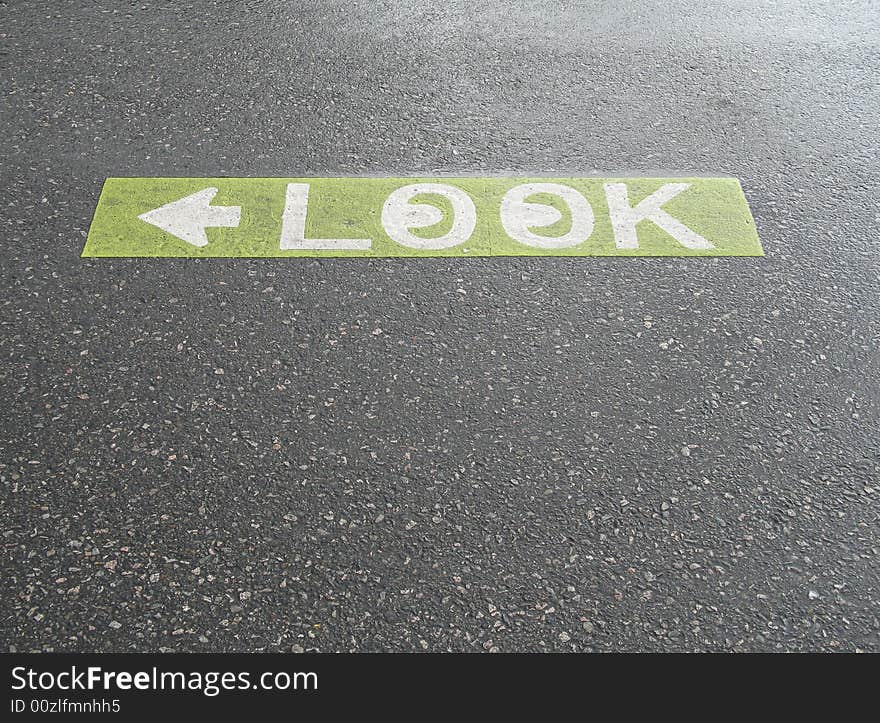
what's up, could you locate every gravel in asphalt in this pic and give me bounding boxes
[1,0,878,651]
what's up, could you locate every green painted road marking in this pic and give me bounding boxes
[83,177,763,258]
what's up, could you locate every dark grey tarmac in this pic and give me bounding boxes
[1,1,878,651]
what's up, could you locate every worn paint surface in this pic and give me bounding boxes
[83,177,763,257]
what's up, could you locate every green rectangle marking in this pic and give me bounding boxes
[82,177,763,258]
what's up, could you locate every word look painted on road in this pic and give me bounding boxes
[83,177,762,257]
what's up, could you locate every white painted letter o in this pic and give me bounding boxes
[381,183,476,250]
[501,182,594,249]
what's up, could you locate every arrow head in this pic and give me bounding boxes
[138,187,241,247]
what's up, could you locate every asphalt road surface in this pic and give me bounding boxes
[2,1,878,652]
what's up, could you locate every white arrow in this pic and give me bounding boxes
[138,187,240,247]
